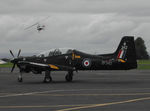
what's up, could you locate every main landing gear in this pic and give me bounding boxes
[43,70,52,83]
[65,71,73,82]
[17,70,73,83]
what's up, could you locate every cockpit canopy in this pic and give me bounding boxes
[37,48,74,57]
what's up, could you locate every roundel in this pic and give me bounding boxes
[82,58,91,67]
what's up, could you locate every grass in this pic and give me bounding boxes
[0,60,150,69]
[137,60,150,65]
[138,65,150,70]
[137,60,150,70]
[0,62,13,68]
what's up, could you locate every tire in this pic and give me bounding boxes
[65,74,73,82]
[43,77,52,83]
[18,77,23,82]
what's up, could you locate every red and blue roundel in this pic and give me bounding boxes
[82,58,91,67]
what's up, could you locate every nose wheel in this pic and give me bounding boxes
[65,71,73,82]
[18,70,23,82]
[18,76,23,82]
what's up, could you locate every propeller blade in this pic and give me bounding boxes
[10,50,15,58]
[11,64,16,72]
[17,49,21,58]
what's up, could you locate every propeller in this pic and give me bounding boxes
[9,49,21,72]
[11,63,16,72]
[17,49,21,58]
[10,50,15,58]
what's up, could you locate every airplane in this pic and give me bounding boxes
[8,36,137,83]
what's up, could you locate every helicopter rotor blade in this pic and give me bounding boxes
[24,16,50,30]
[10,50,15,58]
[39,16,50,23]
[24,22,39,30]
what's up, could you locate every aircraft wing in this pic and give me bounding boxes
[18,61,75,71]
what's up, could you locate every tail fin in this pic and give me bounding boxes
[115,36,137,69]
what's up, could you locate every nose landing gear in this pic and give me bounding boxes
[18,70,23,82]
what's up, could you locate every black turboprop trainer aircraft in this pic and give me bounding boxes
[9,36,137,83]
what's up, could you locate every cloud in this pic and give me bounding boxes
[0,0,150,16]
[0,0,150,57]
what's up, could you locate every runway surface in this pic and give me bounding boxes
[0,68,150,111]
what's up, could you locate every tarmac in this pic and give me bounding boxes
[0,68,150,111]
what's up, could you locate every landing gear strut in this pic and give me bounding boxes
[65,71,73,82]
[18,70,23,82]
[43,70,52,83]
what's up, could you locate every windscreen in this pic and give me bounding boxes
[37,48,73,57]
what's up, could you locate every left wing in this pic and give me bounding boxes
[18,61,75,71]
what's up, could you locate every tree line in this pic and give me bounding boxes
[135,37,149,60]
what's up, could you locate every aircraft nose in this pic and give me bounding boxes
[10,59,14,63]
[10,58,18,64]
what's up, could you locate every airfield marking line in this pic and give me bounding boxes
[88,78,150,80]
[57,96,150,111]
[1,92,150,97]
[34,92,150,96]
[0,104,85,109]
[0,97,150,109]
[84,77,150,81]
[0,93,12,94]
[1,88,150,98]
[0,90,69,98]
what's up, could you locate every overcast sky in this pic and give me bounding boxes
[0,0,150,58]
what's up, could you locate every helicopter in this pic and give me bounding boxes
[25,16,49,32]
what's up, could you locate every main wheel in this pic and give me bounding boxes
[18,77,23,82]
[43,77,52,83]
[65,74,73,82]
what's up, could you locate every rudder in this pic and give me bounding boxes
[115,36,137,69]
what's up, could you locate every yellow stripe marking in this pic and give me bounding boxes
[34,93,150,96]
[72,52,80,59]
[1,92,150,97]
[48,64,59,70]
[118,59,126,63]
[57,96,150,111]
[0,96,150,109]
[72,53,75,60]
[74,55,81,59]
[0,104,83,109]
